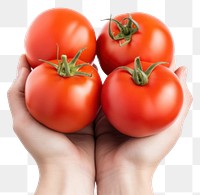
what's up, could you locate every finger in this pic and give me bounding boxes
[13,55,31,93]
[8,68,30,116]
[8,56,31,118]
[174,66,187,86]
[169,57,176,71]
[17,54,31,73]
[94,108,119,137]
[174,66,193,122]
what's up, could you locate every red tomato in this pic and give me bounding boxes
[25,8,96,68]
[101,59,183,137]
[97,12,174,75]
[25,52,102,133]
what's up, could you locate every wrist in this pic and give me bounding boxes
[97,166,153,195]
[36,163,95,195]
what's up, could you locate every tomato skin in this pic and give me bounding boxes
[25,8,96,68]
[97,12,174,75]
[101,61,183,137]
[25,60,102,133]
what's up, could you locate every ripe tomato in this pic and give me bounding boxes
[25,50,102,133]
[97,12,174,75]
[25,8,96,68]
[101,59,183,137]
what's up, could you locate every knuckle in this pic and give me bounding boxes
[7,84,15,101]
[12,117,24,135]
[12,119,20,133]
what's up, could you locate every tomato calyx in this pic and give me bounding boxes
[106,14,139,47]
[119,57,168,86]
[39,48,92,77]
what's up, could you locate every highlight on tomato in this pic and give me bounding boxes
[25,49,102,133]
[25,8,96,68]
[101,57,183,137]
[97,12,174,75]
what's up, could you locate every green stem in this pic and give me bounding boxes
[119,57,168,86]
[39,59,58,69]
[145,61,168,77]
[61,55,71,76]
[135,57,143,71]
[70,48,85,65]
[106,14,139,46]
[74,72,92,77]
[39,49,92,78]
[75,63,89,69]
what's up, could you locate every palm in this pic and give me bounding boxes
[14,97,95,173]
[95,113,185,179]
[95,65,191,176]
[96,113,179,170]
[22,114,94,168]
[8,55,95,174]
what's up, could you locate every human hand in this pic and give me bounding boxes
[95,65,192,195]
[7,55,95,195]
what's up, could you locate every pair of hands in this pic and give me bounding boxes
[8,55,192,195]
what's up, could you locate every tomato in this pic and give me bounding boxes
[25,8,96,68]
[25,50,102,133]
[101,58,183,137]
[97,12,174,75]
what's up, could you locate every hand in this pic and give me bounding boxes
[7,55,95,195]
[95,65,192,195]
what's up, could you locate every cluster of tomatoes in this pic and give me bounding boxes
[24,8,183,137]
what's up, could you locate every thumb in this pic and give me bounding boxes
[7,55,31,117]
[175,66,187,84]
[174,66,192,123]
